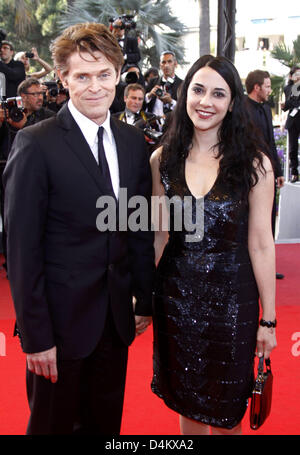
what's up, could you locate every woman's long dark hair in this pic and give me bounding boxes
[159,55,268,200]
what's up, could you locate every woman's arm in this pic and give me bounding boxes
[29,48,53,79]
[150,147,169,265]
[248,154,277,358]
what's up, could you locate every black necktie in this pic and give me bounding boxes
[97,126,113,193]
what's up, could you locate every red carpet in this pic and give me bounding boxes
[0,244,299,435]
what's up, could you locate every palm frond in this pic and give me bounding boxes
[59,0,186,65]
[271,39,300,68]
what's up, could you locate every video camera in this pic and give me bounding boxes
[44,81,68,98]
[1,96,24,122]
[121,71,138,85]
[109,14,136,31]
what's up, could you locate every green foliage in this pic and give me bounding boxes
[270,75,285,99]
[59,0,186,68]
[0,0,67,71]
[271,36,300,69]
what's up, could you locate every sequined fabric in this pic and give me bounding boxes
[151,164,259,429]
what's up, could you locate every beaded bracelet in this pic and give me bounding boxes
[259,318,277,328]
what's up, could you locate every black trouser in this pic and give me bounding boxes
[26,307,128,435]
[288,123,300,176]
[271,186,276,239]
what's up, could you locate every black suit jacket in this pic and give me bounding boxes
[122,35,141,65]
[282,83,300,130]
[244,96,283,178]
[0,59,26,97]
[3,104,154,359]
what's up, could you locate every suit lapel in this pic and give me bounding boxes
[110,116,132,191]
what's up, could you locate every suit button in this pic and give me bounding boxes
[108,264,114,271]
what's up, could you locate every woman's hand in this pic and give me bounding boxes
[256,325,277,359]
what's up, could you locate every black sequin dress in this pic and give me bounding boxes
[151,164,259,429]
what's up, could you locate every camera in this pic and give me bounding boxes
[121,71,138,84]
[155,88,165,98]
[144,127,163,142]
[25,52,34,58]
[153,76,174,99]
[110,14,136,31]
[2,96,24,122]
[44,81,68,98]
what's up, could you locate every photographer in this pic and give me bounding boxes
[110,63,145,114]
[113,83,163,153]
[14,47,53,79]
[111,16,141,66]
[43,80,69,113]
[282,66,300,183]
[0,40,26,97]
[0,78,54,271]
[17,77,55,126]
[145,51,182,116]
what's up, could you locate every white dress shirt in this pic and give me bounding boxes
[68,100,120,198]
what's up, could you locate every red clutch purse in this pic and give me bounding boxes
[250,356,273,430]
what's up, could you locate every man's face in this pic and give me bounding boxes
[21,84,44,113]
[0,44,14,63]
[257,78,272,102]
[59,51,120,125]
[160,53,177,79]
[125,89,144,113]
[112,20,125,40]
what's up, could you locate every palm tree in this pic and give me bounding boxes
[0,0,67,63]
[271,36,300,69]
[197,0,210,56]
[59,0,186,68]
[3,0,36,36]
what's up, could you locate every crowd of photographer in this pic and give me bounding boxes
[0,15,184,155]
[0,19,184,275]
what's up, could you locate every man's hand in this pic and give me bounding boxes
[7,112,27,129]
[149,85,161,99]
[160,92,172,104]
[135,315,152,336]
[27,346,58,383]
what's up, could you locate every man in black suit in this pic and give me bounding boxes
[245,69,285,279]
[282,67,300,182]
[113,83,163,153]
[3,22,154,435]
[0,40,26,97]
[145,51,183,116]
[114,83,156,125]
[0,78,54,276]
[111,18,141,66]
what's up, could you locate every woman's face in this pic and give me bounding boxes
[186,66,232,135]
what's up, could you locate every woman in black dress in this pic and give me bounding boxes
[150,55,277,435]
